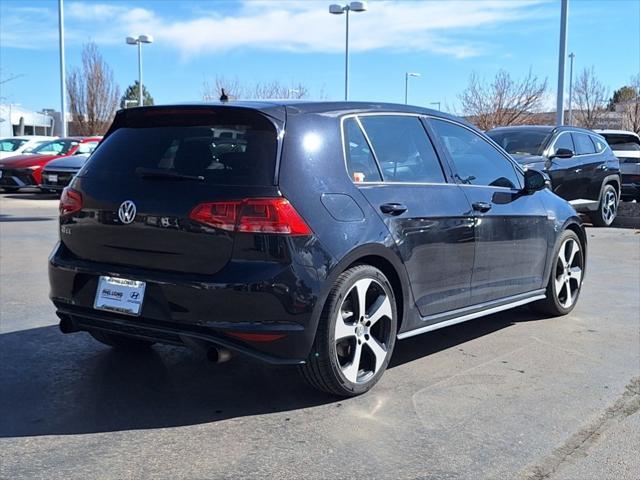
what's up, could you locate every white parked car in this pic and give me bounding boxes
[596,130,640,201]
[0,136,57,160]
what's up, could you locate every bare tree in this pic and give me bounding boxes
[619,75,640,134]
[572,67,608,129]
[202,76,310,101]
[67,43,120,135]
[459,69,548,130]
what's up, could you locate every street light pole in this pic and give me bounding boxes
[404,72,420,105]
[330,2,367,101]
[137,41,143,107]
[58,0,67,136]
[429,102,441,111]
[556,0,569,126]
[567,52,575,126]
[126,35,154,107]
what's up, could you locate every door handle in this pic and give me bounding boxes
[472,202,492,213]
[380,203,408,216]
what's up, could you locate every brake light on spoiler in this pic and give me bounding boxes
[189,198,312,235]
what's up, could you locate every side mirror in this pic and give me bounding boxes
[550,147,574,159]
[523,168,548,194]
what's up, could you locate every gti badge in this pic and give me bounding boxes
[118,200,137,224]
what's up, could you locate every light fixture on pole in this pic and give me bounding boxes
[567,52,575,126]
[329,2,368,101]
[429,101,441,111]
[404,72,421,104]
[126,35,154,107]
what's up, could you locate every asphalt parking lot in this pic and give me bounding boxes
[0,193,638,480]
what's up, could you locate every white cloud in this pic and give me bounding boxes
[1,0,547,59]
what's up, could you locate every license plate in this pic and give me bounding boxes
[48,174,58,183]
[94,276,146,316]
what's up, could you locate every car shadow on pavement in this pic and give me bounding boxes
[1,193,59,200]
[0,214,55,222]
[0,306,542,438]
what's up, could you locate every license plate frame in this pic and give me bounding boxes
[94,276,146,316]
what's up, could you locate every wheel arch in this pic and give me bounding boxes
[600,174,621,201]
[561,219,588,280]
[313,244,412,336]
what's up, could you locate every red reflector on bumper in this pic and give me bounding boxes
[226,332,286,342]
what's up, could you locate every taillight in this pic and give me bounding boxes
[189,198,312,235]
[59,187,83,216]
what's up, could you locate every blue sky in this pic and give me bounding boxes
[1,0,638,113]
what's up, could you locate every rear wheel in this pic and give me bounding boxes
[591,184,618,227]
[89,330,155,350]
[300,265,397,397]
[530,229,584,316]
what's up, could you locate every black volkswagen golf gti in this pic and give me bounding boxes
[49,102,586,396]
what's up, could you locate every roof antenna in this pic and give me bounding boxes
[219,88,229,102]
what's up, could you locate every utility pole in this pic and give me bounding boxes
[567,52,575,126]
[556,0,569,125]
[58,0,67,136]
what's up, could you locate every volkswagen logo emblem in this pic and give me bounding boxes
[118,200,137,225]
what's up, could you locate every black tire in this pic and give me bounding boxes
[590,184,618,227]
[299,265,398,397]
[89,330,155,350]
[530,229,584,316]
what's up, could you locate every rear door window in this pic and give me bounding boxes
[572,133,596,155]
[358,115,446,183]
[80,109,278,186]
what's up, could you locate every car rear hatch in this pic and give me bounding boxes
[62,105,286,275]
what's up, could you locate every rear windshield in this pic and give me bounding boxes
[487,129,551,156]
[601,134,640,152]
[80,109,278,185]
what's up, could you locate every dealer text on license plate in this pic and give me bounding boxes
[94,276,146,316]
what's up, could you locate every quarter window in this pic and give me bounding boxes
[344,118,381,182]
[553,132,575,153]
[590,136,607,153]
[572,133,596,155]
[358,116,445,183]
[430,119,520,189]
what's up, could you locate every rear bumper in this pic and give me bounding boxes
[621,176,640,199]
[48,242,324,364]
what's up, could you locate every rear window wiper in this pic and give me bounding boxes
[135,167,205,181]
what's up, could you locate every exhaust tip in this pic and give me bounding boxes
[207,346,232,364]
[58,315,79,334]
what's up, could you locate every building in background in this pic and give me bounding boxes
[0,104,59,137]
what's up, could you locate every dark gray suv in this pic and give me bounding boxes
[488,126,621,226]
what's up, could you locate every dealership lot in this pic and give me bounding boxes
[0,193,638,479]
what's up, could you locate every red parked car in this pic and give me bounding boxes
[0,136,101,192]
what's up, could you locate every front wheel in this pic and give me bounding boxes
[530,229,584,316]
[591,184,618,227]
[299,265,397,397]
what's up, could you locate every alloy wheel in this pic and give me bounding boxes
[554,238,583,309]
[601,189,617,225]
[334,278,393,384]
